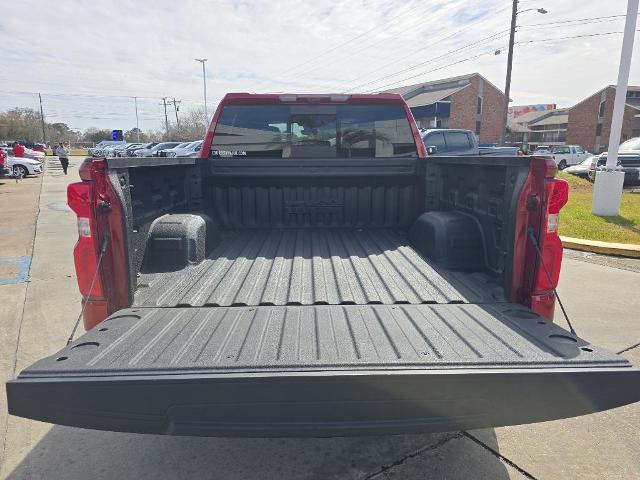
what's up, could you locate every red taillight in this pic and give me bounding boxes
[532,177,569,314]
[78,157,93,180]
[67,182,103,299]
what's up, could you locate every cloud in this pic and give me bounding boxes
[0,0,638,130]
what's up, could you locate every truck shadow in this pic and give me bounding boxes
[5,426,511,479]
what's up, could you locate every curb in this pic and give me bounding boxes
[561,236,640,258]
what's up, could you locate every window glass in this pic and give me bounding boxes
[553,146,570,154]
[210,104,417,158]
[575,146,584,154]
[598,101,605,118]
[444,132,472,150]
[476,97,483,115]
[475,120,481,134]
[423,132,446,149]
[596,123,603,137]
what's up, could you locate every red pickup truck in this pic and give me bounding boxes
[7,93,640,437]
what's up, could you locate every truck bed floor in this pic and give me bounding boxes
[134,228,499,308]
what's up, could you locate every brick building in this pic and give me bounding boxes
[383,73,506,144]
[566,85,640,153]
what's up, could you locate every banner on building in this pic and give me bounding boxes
[508,104,555,119]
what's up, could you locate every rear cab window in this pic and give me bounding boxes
[209,104,417,158]
[443,132,473,150]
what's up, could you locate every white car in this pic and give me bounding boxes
[7,156,43,177]
[88,140,125,156]
[23,148,45,161]
[166,141,203,157]
[545,145,591,170]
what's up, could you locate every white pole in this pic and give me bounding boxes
[202,61,208,121]
[134,96,140,143]
[592,0,638,216]
[605,0,637,170]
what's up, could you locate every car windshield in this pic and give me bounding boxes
[580,156,594,166]
[619,138,640,150]
[210,104,417,158]
[151,143,178,151]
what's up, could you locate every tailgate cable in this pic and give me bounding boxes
[66,232,110,345]
[527,227,576,335]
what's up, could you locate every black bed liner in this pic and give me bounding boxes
[134,228,500,307]
[8,304,640,436]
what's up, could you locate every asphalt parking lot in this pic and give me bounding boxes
[1,157,639,479]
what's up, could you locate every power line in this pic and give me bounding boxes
[369,28,635,93]
[345,29,510,92]
[515,29,639,45]
[332,2,513,91]
[255,0,425,85]
[291,0,465,81]
[366,47,503,92]
[520,13,639,28]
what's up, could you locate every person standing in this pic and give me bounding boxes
[55,142,70,175]
[12,142,25,157]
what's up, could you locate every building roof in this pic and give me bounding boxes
[529,113,569,127]
[570,85,640,111]
[511,109,550,125]
[404,85,467,107]
[381,73,477,96]
[381,72,506,106]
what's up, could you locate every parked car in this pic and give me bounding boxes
[125,143,147,156]
[23,147,45,162]
[420,129,521,156]
[537,145,590,170]
[89,140,126,156]
[155,142,183,157]
[126,142,158,157]
[6,155,43,177]
[135,142,181,157]
[9,92,640,439]
[589,137,640,185]
[159,142,192,157]
[564,155,596,178]
[0,148,10,176]
[166,141,203,157]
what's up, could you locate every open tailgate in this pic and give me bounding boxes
[7,304,640,437]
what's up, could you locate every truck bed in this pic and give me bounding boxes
[134,228,500,308]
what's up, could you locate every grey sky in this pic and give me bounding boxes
[0,0,638,131]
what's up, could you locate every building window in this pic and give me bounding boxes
[598,100,605,118]
[596,123,602,137]
[476,97,483,115]
[475,120,481,134]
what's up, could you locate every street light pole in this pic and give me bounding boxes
[195,58,208,122]
[499,2,547,146]
[134,96,140,143]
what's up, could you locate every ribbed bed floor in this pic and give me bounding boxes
[134,228,497,308]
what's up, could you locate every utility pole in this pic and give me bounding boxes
[499,2,547,146]
[38,93,46,144]
[592,0,638,216]
[171,97,181,128]
[195,58,208,122]
[134,96,140,143]
[160,97,169,137]
[499,0,518,146]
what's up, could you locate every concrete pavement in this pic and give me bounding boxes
[1,157,639,479]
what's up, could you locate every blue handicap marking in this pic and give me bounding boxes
[0,256,32,285]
